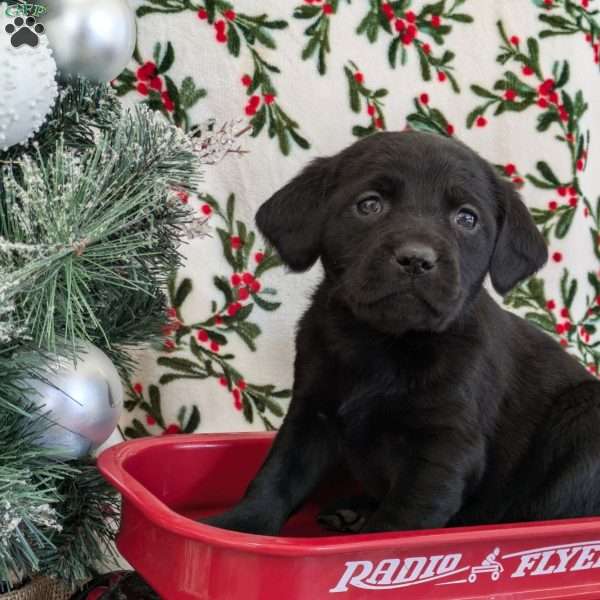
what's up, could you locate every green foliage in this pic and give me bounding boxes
[0,77,200,587]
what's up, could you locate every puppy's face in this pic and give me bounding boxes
[257,132,548,335]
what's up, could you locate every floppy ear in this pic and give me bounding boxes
[255,157,336,272]
[489,175,548,295]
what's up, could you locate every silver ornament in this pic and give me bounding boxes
[41,0,137,82]
[0,3,58,150]
[26,341,124,459]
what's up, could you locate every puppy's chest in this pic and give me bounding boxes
[330,363,416,440]
[332,372,414,496]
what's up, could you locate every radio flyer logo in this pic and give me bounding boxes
[329,540,600,593]
[4,2,46,47]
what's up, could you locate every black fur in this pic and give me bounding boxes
[203,131,600,535]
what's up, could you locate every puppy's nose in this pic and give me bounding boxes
[393,243,438,275]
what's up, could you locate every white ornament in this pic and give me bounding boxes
[26,341,124,459]
[41,0,137,83]
[0,3,58,151]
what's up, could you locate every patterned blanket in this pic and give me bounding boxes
[111,0,600,441]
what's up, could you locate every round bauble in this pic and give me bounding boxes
[26,341,124,459]
[41,0,137,82]
[0,3,58,151]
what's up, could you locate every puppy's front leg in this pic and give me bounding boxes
[202,399,337,535]
[362,432,482,533]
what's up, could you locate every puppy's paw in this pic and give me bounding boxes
[317,495,378,533]
[318,508,368,533]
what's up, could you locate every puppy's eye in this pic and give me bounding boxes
[455,207,478,230]
[356,193,383,216]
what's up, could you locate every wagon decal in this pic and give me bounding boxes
[329,540,600,593]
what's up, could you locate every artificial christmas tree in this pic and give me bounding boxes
[0,77,199,591]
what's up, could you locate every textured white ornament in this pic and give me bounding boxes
[41,0,137,82]
[0,3,58,151]
[26,341,124,460]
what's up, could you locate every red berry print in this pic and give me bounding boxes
[227,302,242,317]
[419,93,429,105]
[250,280,262,293]
[560,307,570,318]
[164,424,181,435]
[367,104,375,116]
[504,164,517,176]
[231,236,242,249]
[422,43,431,55]
[569,197,578,207]
[197,329,209,342]
[136,83,149,96]
[201,204,213,216]
[552,252,563,262]
[150,77,163,92]
[510,35,520,45]
[431,15,441,28]
[522,66,534,76]
[231,273,241,287]
[210,341,220,352]
[238,287,250,301]
[504,89,517,102]
[224,9,236,20]
[176,191,189,204]
[476,116,487,127]
[539,79,555,96]
[241,74,252,87]
[198,8,208,19]
[354,72,364,84]
[537,98,549,108]
[381,3,395,20]
[446,124,455,136]
[255,252,265,263]
[219,376,228,387]
[323,3,333,14]
[146,415,156,426]
[133,383,143,395]
[405,10,416,23]
[136,61,157,81]
[394,18,406,32]
[556,323,565,335]
[438,71,446,82]
[546,300,556,310]
[237,379,247,391]
[264,94,276,105]
[401,24,417,45]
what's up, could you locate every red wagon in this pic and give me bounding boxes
[98,433,600,600]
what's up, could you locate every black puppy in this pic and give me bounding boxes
[204,131,600,535]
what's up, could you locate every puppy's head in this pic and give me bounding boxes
[257,131,547,335]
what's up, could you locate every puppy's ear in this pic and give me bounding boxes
[256,157,335,271]
[489,175,548,295]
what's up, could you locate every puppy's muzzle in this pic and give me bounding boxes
[392,242,438,277]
